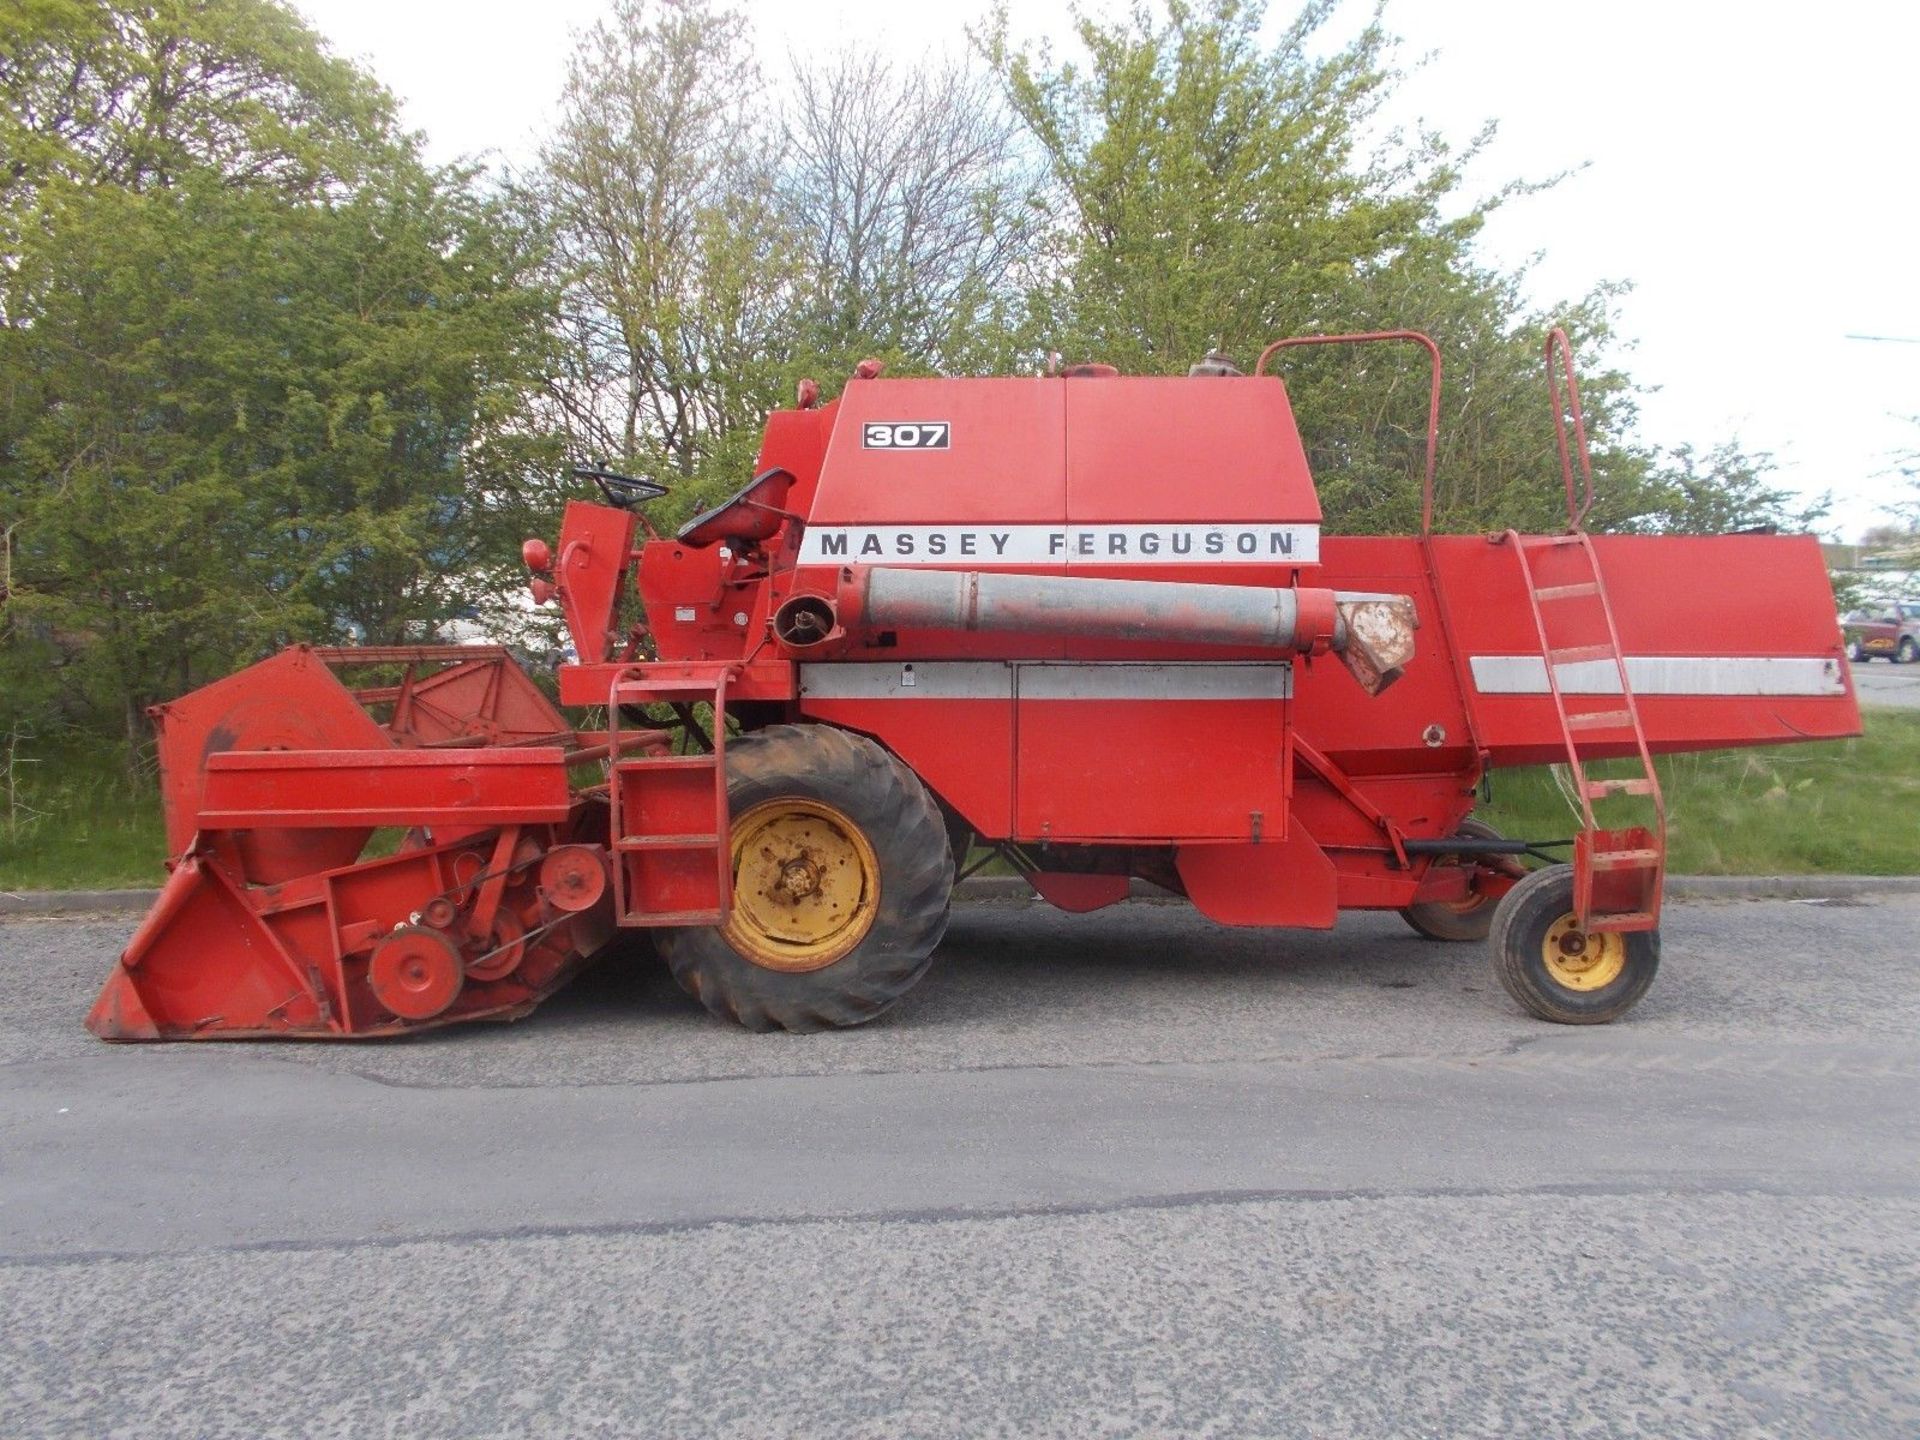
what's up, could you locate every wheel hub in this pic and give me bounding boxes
[777,857,822,901]
[1541,913,1626,991]
[724,798,880,972]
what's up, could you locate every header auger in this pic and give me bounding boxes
[88,330,1860,1040]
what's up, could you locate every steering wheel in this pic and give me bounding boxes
[572,464,668,509]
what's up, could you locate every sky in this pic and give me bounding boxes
[295,0,1920,541]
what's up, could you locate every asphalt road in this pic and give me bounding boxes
[5,896,1919,1439]
[1853,659,1920,709]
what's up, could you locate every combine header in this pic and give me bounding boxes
[88,332,1859,1040]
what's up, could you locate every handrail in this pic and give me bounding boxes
[1255,330,1443,535]
[1543,327,1595,530]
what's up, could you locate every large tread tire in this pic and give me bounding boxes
[656,724,952,1032]
[1490,864,1659,1024]
[1400,818,1522,943]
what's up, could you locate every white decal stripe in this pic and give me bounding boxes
[797,523,1320,567]
[1470,655,1846,697]
[800,661,1292,701]
[1019,663,1292,701]
[802,662,1010,700]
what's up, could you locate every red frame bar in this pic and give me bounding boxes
[198,749,574,829]
[1544,328,1596,530]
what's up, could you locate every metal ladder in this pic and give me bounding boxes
[606,664,737,927]
[1507,529,1665,931]
[1508,329,1665,932]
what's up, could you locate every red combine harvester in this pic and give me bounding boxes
[88,332,1859,1040]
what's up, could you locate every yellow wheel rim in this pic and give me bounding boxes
[723,798,880,973]
[1541,912,1627,991]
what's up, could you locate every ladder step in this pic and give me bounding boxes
[620,909,724,928]
[613,754,717,771]
[615,833,721,851]
[1586,910,1659,931]
[1563,708,1633,731]
[1584,778,1656,799]
[1589,848,1662,871]
[1534,581,1601,601]
[1548,644,1618,665]
[1521,533,1585,547]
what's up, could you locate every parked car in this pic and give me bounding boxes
[1843,601,1920,663]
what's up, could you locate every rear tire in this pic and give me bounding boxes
[1848,639,1868,663]
[1400,818,1523,943]
[1489,864,1658,1024]
[657,724,952,1032]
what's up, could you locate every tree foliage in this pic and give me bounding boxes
[530,0,1041,526]
[780,50,1040,375]
[0,2,559,738]
[532,0,788,500]
[977,0,1678,535]
[1,0,1820,752]
[1863,417,1920,568]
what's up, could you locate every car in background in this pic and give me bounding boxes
[1844,601,1920,663]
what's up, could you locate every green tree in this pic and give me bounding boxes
[1865,417,1920,567]
[530,0,796,523]
[530,2,1047,525]
[779,49,1042,379]
[977,0,1688,535]
[0,2,560,741]
[1633,442,1828,536]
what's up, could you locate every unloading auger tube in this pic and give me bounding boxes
[773,567,1420,695]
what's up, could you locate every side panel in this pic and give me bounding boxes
[1309,533,1859,770]
[1177,830,1338,928]
[805,377,1067,534]
[797,660,1291,843]
[1014,663,1289,842]
[1419,533,1860,765]
[1064,375,1321,578]
[556,501,638,666]
[799,662,1017,838]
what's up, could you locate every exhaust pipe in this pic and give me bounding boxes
[774,568,1418,694]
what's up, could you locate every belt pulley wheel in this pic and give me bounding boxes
[466,909,526,982]
[539,844,609,914]
[723,797,881,973]
[369,926,464,1021]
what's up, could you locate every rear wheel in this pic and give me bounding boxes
[1489,864,1658,1024]
[1400,818,1524,943]
[1848,639,1868,662]
[656,724,952,1032]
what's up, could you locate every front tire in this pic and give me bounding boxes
[1489,864,1658,1024]
[1899,637,1919,664]
[656,724,952,1032]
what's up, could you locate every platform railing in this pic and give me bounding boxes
[1255,330,1443,535]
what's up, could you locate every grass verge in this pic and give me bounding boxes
[1478,709,1920,876]
[2,712,1915,891]
[0,737,167,890]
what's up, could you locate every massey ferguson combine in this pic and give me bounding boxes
[88,331,1860,1041]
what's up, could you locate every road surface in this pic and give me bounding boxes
[4,896,1918,1438]
[1853,659,1920,709]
